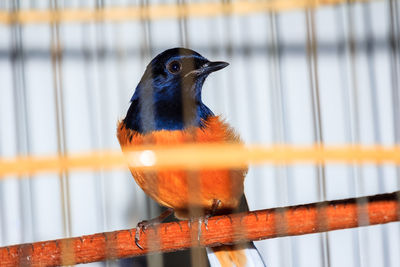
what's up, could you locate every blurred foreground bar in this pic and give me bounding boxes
[0,0,375,24]
[2,145,400,178]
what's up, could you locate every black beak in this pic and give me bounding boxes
[200,61,229,75]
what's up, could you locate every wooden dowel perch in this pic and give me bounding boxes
[1,191,399,266]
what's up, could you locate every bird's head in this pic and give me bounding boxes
[124,48,229,133]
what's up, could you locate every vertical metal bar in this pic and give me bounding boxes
[81,1,107,239]
[238,17,259,143]
[388,0,400,254]
[140,0,155,220]
[388,0,400,176]
[187,172,208,267]
[221,0,237,122]
[175,3,208,267]
[0,149,4,246]
[177,0,189,48]
[346,0,361,194]
[78,0,110,265]
[334,5,362,267]
[362,3,391,267]
[137,1,163,266]
[140,0,153,58]
[305,7,330,267]
[0,122,4,246]
[220,3,251,267]
[49,0,72,260]
[219,16,253,262]
[344,2,371,267]
[139,0,152,214]
[267,11,295,267]
[113,0,132,115]
[177,3,196,267]
[116,0,141,228]
[10,0,36,244]
[362,0,384,187]
[0,1,9,243]
[94,0,108,232]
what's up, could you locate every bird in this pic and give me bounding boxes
[117,47,266,267]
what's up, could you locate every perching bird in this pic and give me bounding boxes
[117,48,266,267]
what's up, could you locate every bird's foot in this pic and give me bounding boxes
[135,220,152,250]
[134,208,174,250]
[186,199,222,242]
[186,216,204,242]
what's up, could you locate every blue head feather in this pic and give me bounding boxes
[123,48,229,133]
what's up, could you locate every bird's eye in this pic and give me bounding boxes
[167,60,182,74]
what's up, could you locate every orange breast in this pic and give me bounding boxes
[117,116,247,218]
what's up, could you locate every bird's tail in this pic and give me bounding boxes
[206,194,266,267]
[206,242,266,267]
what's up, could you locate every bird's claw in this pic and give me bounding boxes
[137,220,151,233]
[133,208,174,250]
[204,214,212,231]
[134,230,144,250]
[134,220,153,250]
[187,217,196,228]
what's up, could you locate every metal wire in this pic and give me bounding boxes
[362,2,391,266]
[305,6,330,267]
[266,9,294,267]
[49,0,72,257]
[388,1,400,266]
[10,0,36,245]
[334,5,362,267]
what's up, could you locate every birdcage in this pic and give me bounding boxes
[0,0,400,266]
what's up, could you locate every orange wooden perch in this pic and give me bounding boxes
[0,191,399,266]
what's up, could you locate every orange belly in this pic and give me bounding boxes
[117,116,247,218]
